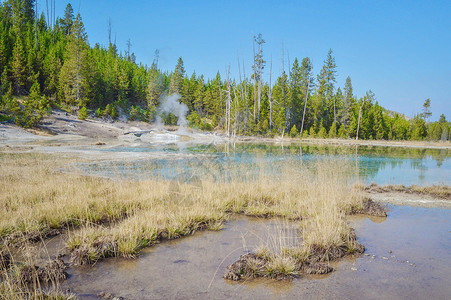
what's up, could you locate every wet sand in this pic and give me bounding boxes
[368,192,451,209]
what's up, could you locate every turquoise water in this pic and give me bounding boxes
[78,143,450,186]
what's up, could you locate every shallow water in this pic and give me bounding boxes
[72,142,450,186]
[61,206,451,299]
[3,135,450,298]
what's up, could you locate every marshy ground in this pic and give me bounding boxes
[0,152,386,298]
[1,114,450,299]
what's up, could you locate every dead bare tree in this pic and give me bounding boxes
[268,54,273,132]
[225,65,232,137]
[237,52,244,136]
[52,0,55,44]
[108,18,112,45]
[34,0,38,50]
[300,64,311,136]
[233,87,238,137]
[126,38,132,60]
[253,34,265,122]
[242,60,249,133]
[46,0,49,28]
[356,97,365,140]
[252,36,257,122]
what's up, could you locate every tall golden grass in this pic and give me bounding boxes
[0,153,364,266]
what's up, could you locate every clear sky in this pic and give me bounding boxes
[39,0,450,121]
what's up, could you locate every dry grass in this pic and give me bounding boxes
[0,153,365,267]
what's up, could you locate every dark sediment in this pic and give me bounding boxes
[15,257,68,287]
[224,231,365,281]
[351,198,388,217]
[0,248,12,270]
[304,263,334,275]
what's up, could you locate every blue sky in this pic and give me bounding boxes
[40,0,450,121]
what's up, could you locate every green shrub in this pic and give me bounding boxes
[309,126,316,138]
[78,106,88,120]
[317,126,327,138]
[290,125,298,138]
[95,107,103,117]
[129,106,147,121]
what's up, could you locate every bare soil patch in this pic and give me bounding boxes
[366,183,451,200]
[350,198,388,217]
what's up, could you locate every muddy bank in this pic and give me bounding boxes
[13,257,68,286]
[368,192,451,209]
[350,198,388,217]
[366,183,451,199]
[230,135,451,150]
[0,254,70,299]
[365,183,451,209]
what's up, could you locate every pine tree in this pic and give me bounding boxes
[59,13,88,106]
[147,64,164,115]
[422,98,431,122]
[193,74,205,113]
[317,124,327,138]
[169,57,185,95]
[11,37,26,94]
[299,57,313,134]
[78,106,87,120]
[62,3,74,35]
[316,49,337,129]
[0,67,11,95]
[289,58,303,130]
[289,124,298,137]
[16,79,48,127]
[342,76,354,128]
[337,124,346,138]
[328,122,337,138]
[309,126,316,138]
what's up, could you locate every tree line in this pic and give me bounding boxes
[0,1,449,141]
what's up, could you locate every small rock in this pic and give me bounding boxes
[391,255,396,258]
[364,254,370,257]
[351,267,357,271]
[382,257,388,260]
[371,255,375,259]
[388,250,392,254]
[401,260,405,263]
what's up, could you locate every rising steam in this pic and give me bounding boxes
[155,93,189,130]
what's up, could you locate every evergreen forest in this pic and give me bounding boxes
[0,1,449,141]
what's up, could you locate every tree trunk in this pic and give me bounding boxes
[356,100,364,140]
[300,70,310,136]
[252,37,257,123]
[268,55,273,132]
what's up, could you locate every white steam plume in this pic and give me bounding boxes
[155,93,189,130]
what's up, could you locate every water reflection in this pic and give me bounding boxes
[77,143,450,186]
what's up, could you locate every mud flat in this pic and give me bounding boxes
[366,183,451,209]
